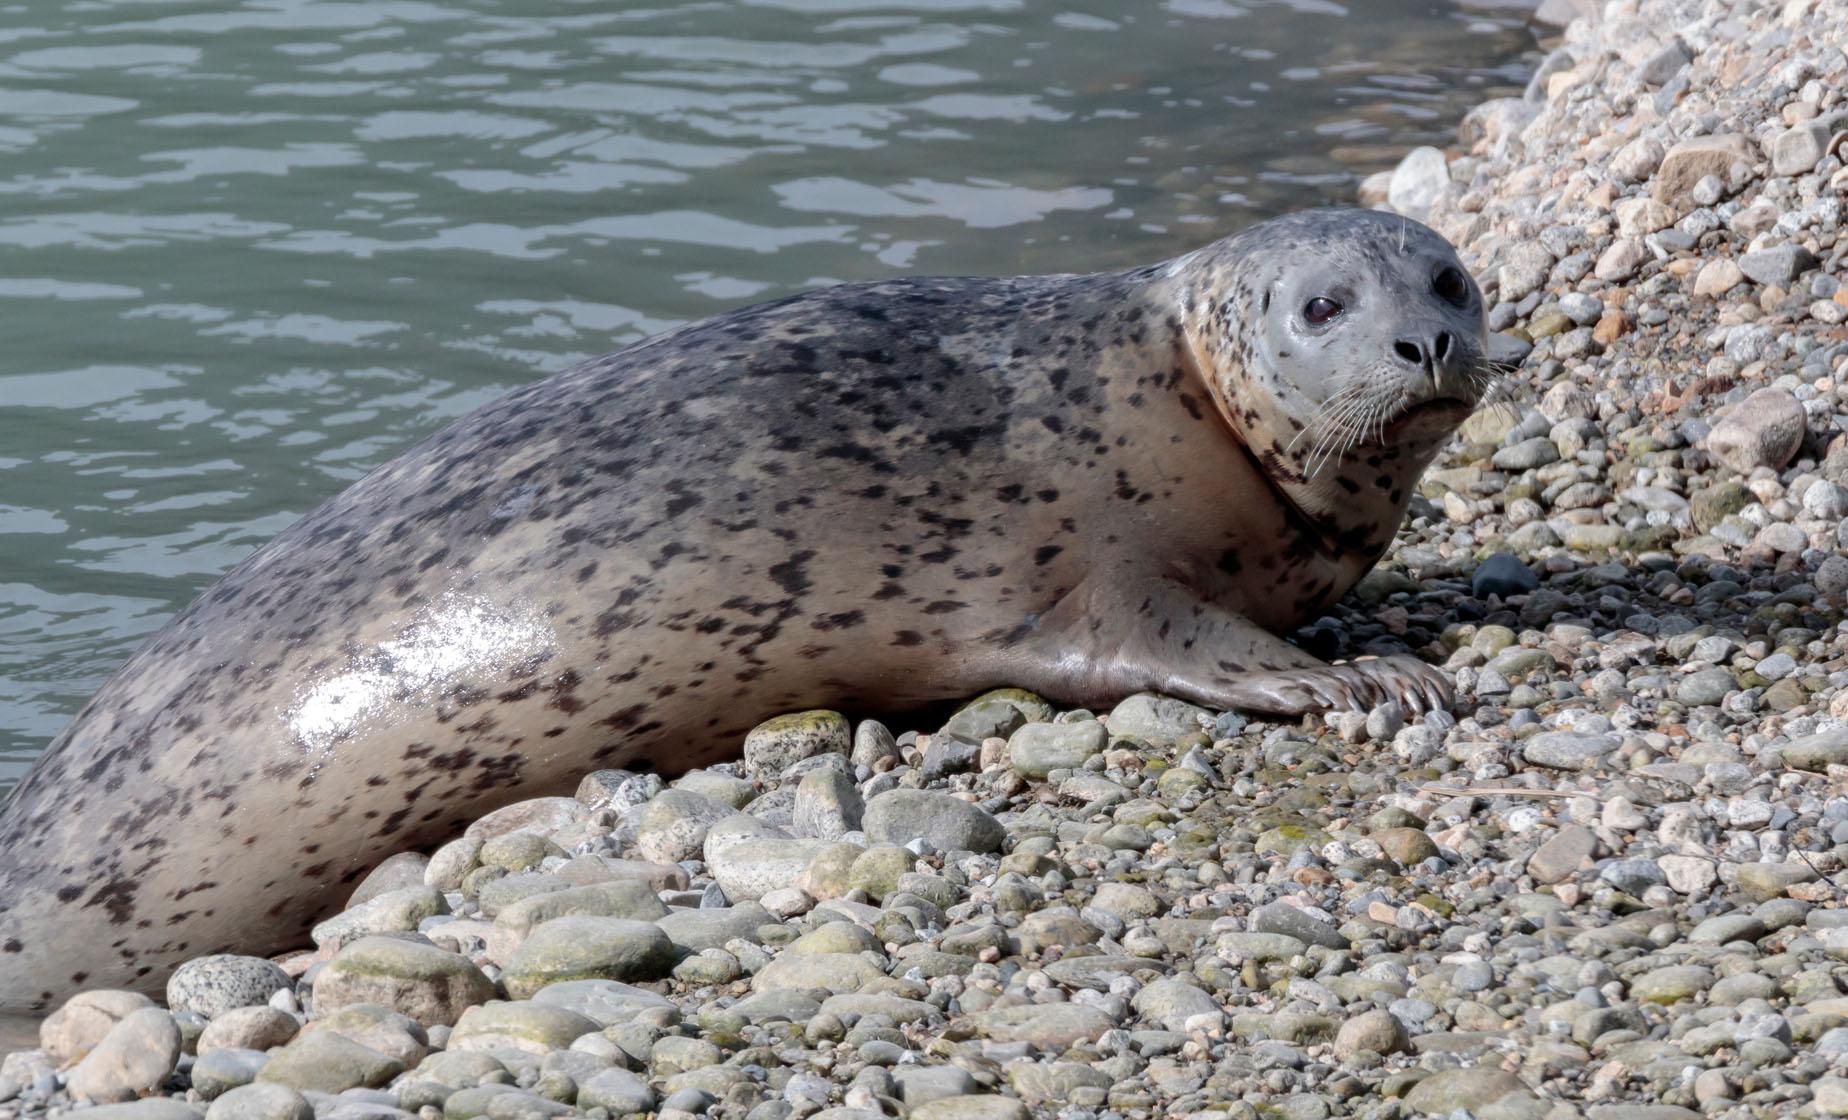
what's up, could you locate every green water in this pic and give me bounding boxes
[0,0,1537,787]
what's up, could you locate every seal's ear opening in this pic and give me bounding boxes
[1487,332,1533,376]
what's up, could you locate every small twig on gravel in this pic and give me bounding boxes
[1415,783,1612,800]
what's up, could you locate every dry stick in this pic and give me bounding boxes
[1414,783,1612,801]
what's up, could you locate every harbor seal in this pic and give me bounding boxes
[0,208,1511,1010]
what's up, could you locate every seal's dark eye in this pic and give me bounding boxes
[1434,266,1469,306]
[1303,297,1342,325]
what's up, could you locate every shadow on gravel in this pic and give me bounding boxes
[1304,546,1844,729]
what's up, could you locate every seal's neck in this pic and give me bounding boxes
[1159,257,1449,562]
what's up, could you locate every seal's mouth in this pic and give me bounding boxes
[1386,395,1475,431]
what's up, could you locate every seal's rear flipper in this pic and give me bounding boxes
[1488,331,1534,376]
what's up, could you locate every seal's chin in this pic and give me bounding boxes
[1385,396,1476,436]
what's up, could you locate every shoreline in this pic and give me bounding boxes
[7,3,1848,1120]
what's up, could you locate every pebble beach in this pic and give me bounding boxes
[7,1,1848,1119]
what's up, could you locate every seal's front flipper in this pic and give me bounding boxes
[1206,655,1453,716]
[1004,575,1453,716]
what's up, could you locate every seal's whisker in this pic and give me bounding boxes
[1292,382,1368,458]
[1303,388,1374,477]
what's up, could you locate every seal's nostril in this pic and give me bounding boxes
[1393,339,1422,366]
[1434,331,1451,361]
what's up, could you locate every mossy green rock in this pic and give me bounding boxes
[478,832,563,873]
[787,920,881,956]
[449,1001,600,1056]
[1631,965,1714,1005]
[312,937,496,1028]
[1691,481,1751,532]
[475,873,569,921]
[959,688,1055,723]
[575,1068,656,1116]
[1255,824,1332,857]
[1105,693,1211,743]
[742,710,850,779]
[848,844,915,901]
[941,698,1030,741]
[256,1031,404,1094]
[1006,720,1107,778]
[751,952,884,994]
[672,769,756,808]
[799,842,863,900]
[502,917,677,998]
[1373,827,1441,865]
[1402,1068,1534,1115]
[494,880,667,935]
[309,887,449,949]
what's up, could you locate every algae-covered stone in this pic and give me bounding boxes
[312,936,496,1027]
[863,789,1005,853]
[1735,861,1818,901]
[190,1049,269,1101]
[848,844,915,901]
[751,952,884,994]
[449,1001,601,1055]
[1006,720,1107,778]
[1105,693,1210,742]
[1402,1068,1534,1115]
[311,887,449,949]
[1784,727,1848,771]
[478,832,564,873]
[941,696,1031,741]
[705,818,834,901]
[657,901,777,952]
[798,842,864,900]
[494,880,667,934]
[256,1031,403,1094]
[743,710,850,780]
[1373,826,1441,866]
[673,769,756,809]
[786,920,881,956]
[575,1068,656,1115]
[1255,824,1331,857]
[1631,965,1714,1004]
[502,916,677,997]
[206,1083,312,1120]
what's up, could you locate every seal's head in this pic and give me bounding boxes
[1181,207,1505,533]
